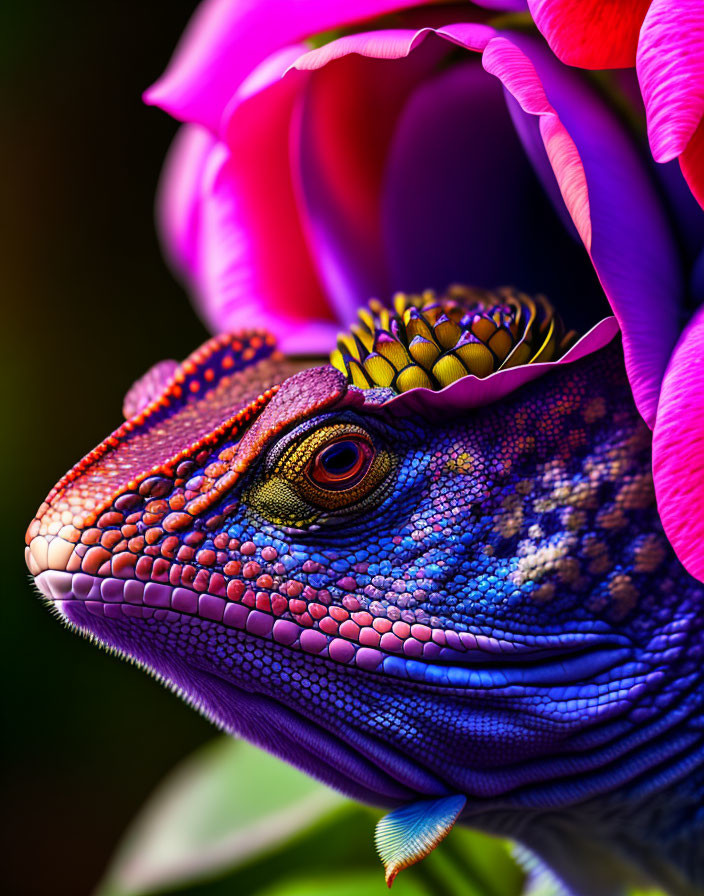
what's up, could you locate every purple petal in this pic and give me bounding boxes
[489,33,684,426]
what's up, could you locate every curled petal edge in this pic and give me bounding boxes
[361,316,619,418]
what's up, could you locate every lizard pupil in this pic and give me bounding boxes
[321,442,359,475]
[308,437,373,490]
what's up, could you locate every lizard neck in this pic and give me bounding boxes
[508,789,704,896]
[471,670,704,896]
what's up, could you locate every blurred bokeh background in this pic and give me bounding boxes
[1,3,215,893]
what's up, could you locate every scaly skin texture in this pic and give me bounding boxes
[26,331,704,895]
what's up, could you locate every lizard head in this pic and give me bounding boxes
[25,289,697,820]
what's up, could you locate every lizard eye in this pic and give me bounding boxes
[247,422,394,525]
[307,436,374,491]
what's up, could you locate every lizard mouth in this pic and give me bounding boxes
[34,569,632,690]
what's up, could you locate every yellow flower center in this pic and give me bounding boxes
[330,285,578,392]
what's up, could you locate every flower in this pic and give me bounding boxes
[145,1,704,577]
[527,0,704,208]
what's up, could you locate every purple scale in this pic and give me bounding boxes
[199,594,225,622]
[299,629,327,654]
[223,602,248,629]
[43,571,73,600]
[355,647,383,671]
[272,619,301,645]
[144,582,172,608]
[122,604,143,618]
[171,587,198,614]
[459,631,478,650]
[124,580,144,604]
[476,634,500,653]
[72,573,99,600]
[437,647,467,661]
[85,600,105,617]
[246,610,273,637]
[422,641,442,658]
[104,604,122,619]
[328,638,355,663]
[403,638,423,657]
[379,632,403,653]
[100,578,124,603]
[444,630,464,651]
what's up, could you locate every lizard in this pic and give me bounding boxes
[25,287,704,895]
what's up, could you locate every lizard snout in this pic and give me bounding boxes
[25,531,79,605]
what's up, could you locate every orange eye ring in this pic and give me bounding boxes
[307,436,374,492]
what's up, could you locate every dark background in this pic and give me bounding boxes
[1,4,217,894]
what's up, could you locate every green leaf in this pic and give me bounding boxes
[255,871,428,896]
[95,734,533,896]
[96,737,343,896]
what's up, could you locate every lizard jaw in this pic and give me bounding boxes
[33,569,633,689]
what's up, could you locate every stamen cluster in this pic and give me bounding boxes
[331,286,577,393]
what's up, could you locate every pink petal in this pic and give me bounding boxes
[527,0,650,68]
[375,317,619,418]
[186,62,336,351]
[681,116,704,210]
[144,0,443,134]
[475,0,527,7]
[156,124,217,282]
[637,0,704,164]
[653,303,704,581]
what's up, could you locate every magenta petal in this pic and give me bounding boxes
[144,0,440,133]
[291,23,681,421]
[474,0,527,7]
[637,0,704,163]
[186,67,337,351]
[653,304,704,582]
[290,24,495,71]
[156,124,216,283]
[485,34,683,427]
[374,317,619,418]
[527,0,650,69]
